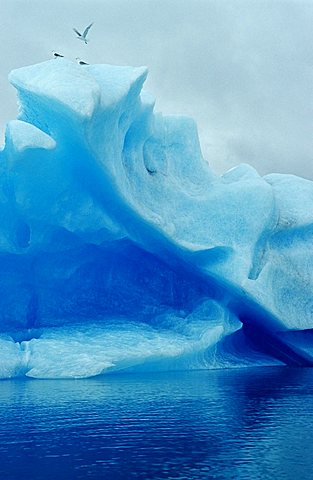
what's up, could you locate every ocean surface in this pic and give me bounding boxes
[1,367,313,479]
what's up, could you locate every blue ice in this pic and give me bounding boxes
[0,59,312,378]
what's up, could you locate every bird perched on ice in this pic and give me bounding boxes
[73,23,93,44]
[52,51,64,59]
[76,57,89,65]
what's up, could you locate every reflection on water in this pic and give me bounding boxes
[1,367,313,479]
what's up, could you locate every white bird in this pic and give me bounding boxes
[73,23,93,44]
[52,51,64,58]
[76,57,89,65]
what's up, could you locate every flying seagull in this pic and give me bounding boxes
[76,57,89,65]
[73,23,93,44]
[52,51,64,58]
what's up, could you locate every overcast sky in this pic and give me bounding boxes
[1,0,313,179]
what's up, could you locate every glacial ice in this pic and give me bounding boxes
[0,59,312,378]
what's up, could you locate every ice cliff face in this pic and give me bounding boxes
[0,59,312,378]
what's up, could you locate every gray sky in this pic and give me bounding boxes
[1,0,313,179]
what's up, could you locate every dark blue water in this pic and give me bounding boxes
[1,367,313,479]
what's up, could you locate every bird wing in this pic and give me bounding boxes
[73,28,82,37]
[83,23,93,37]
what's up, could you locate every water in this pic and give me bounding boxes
[1,367,313,479]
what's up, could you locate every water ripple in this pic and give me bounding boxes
[0,368,313,479]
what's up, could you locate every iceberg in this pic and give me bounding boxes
[0,59,312,378]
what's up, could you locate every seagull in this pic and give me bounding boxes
[73,23,93,44]
[76,57,89,65]
[52,51,64,58]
